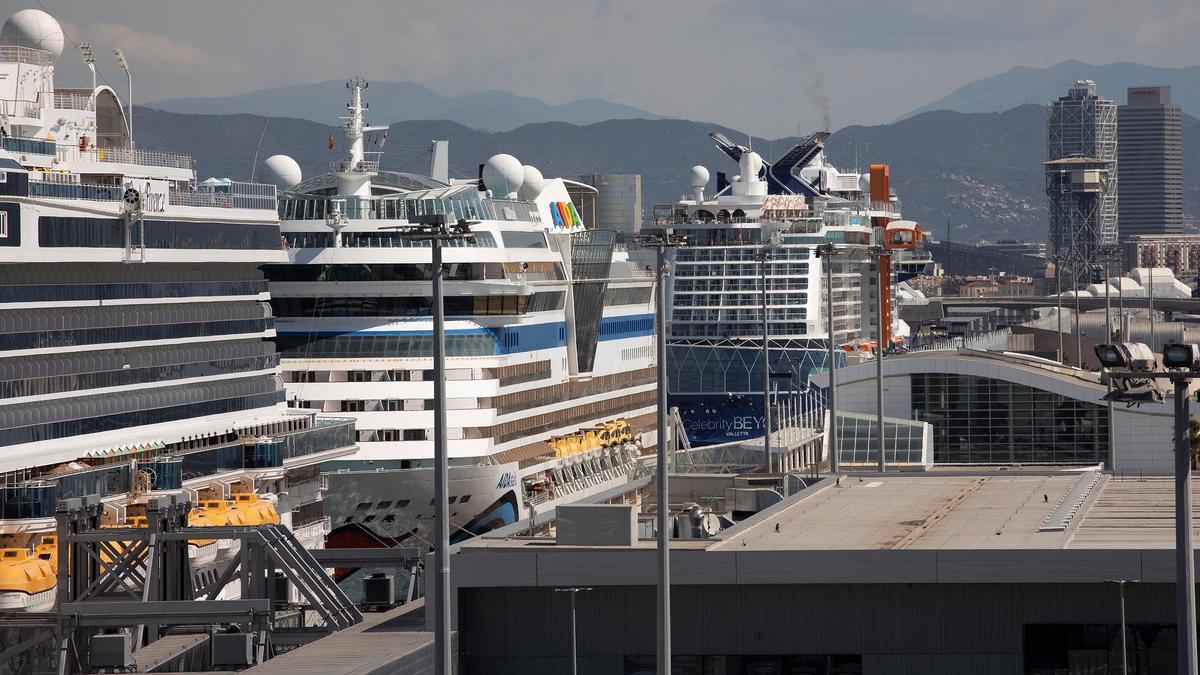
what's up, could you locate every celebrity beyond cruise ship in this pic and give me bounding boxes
[660,132,931,445]
[0,9,356,610]
[262,80,657,562]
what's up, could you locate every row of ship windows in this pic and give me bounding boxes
[275,334,497,359]
[673,308,808,321]
[38,217,280,250]
[264,262,565,283]
[270,292,566,318]
[620,346,652,361]
[598,317,653,337]
[280,231,501,249]
[674,278,810,292]
[0,280,268,304]
[675,263,810,277]
[670,323,810,337]
[674,293,809,307]
[0,391,283,448]
[0,355,277,400]
[0,318,273,352]
[676,247,811,262]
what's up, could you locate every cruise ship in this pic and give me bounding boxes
[262,81,657,566]
[658,132,931,445]
[0,9,356,610]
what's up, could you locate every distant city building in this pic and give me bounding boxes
[1122,234,1200,278]
[1046,80,1117,287]
[569,174,642,238]
[975,239,1046,258]
[1118,86,1183,238]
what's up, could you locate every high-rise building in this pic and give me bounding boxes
[569,173,642,238]
[1046,80,1118,286]
[1118,86,1183,238]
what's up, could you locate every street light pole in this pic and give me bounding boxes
[875,248,886,473]
[637,231,688,675]
[1075,262,1083,369]
[555,587,592,675]
[759,249,772,474]
[387,215,474,675]
[819,244,840,474]
[1055,255,1064,363]
[1101,351,1199,675]
[1175,375,1197,675]
[1103,253,1116,471]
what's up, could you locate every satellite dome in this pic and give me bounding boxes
[690,165,710,188]
[858,173,871,193]
[262,154,302,191]
[482,154,524,198]
[1,9,64,62]
[518,164,545,199]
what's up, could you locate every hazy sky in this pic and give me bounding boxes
[32,0,1200,137]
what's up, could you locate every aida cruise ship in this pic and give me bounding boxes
[0,9,356,610]
[262,81,657,562]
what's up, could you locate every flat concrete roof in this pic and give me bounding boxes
[453,472,1200,588]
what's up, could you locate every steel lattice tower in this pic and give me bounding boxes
[1047,80,1117,286]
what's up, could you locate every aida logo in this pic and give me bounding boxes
[548,201,583,228]
[496,472,519,489]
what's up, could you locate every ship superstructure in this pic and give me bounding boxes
[263,81,657,569]
[0,9,356,609]
[658,132,931,445]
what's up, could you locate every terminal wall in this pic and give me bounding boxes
[458,582,1178,675]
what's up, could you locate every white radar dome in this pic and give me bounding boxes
[1,9,64,62]
[858,173,871,193]
[690,165,710,188]
[518,164,545,200]
[262,154,302,191]
[482,154,524,198]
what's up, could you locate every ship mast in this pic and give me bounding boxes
[334,77,387,197]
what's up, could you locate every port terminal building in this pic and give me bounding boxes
[452,471,1200,674]
[810,348,1189,474]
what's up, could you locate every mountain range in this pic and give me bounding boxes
[146,80,662,133]
[134,103,1198,244]
[905,60,1200,119]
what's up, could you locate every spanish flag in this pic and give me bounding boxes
[327,135,335,150]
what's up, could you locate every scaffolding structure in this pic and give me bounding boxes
[1047,80,1118,286]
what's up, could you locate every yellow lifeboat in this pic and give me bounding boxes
[579,430,602,453]
[196,499,248,527]
[229,493,280,526]
[606,418,632,444]
[196,499,246,562]
[34,535,57,568]
[0,548,57,612]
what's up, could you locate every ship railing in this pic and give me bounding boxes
[1,135,56,156]
[60,145,194,170]
[330,159,380,173]
[169,181,277,210]
[28,180,122,201]
[292,516,332,543]
[0,97,43,120]
[53,92,95,111]
[275,418,357,461]
[0,45,52,66]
